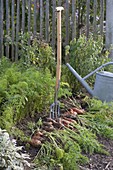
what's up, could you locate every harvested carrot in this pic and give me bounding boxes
[34,131,43,137]
[46,118,57,123]
[32,135,44,142]
[29,139,41,147]
[61,118,71,127]
[43,125,55,132]
[70,108,78,116]
[62,112,76,119]
[43,121,53,126]
[63,117,77,124]
[62,112,71,116]
[69,125,74,130]
[71,107,85,114]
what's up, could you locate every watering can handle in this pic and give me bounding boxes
[83,62,113,80]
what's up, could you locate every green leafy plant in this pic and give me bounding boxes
[79,98,113,140]
[18,32,56,74]
[10,127,30,143]
[64,35,110,91]
[34,135,87,170]
[0,58,71,130]
[5,32,56,75]
[33,123,107,170]
[73,125,107,154]
[0,128,30,170]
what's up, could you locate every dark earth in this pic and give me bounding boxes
[80,136,113,170]
[22,122,113,170]
[16,96,113,170]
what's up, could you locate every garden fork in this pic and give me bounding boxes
[50,7,64,119]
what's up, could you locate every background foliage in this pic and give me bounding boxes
[63,35,110,92]
[0,56,71,130]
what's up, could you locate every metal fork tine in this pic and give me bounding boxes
[50,101,60,119]
[50,103,55,119]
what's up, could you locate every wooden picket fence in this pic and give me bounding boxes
[0,0,105,60]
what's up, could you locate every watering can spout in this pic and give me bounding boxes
[66,63,94,96]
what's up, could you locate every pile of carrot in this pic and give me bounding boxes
[29,107,85,147]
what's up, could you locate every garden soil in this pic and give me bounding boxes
[18,117,113,170]
[16,97,113,170]
[80,136,113,170]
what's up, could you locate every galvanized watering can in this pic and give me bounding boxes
[66,62,113,102]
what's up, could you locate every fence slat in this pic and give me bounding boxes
[100,0,104,36]
[40,0,43,39]
[0,0,3,58]
[72,0,76,40]
[86,0,90,39]
[45,0,49,42]
[65,0,69,45]
[22,0,25,33]
[15,0,20,61]
[6,0,10,58]
[0,1,106,60]
[11,0,15,61]
[34,0,37,35]
[52,0,56,50]
[28,0,31,45]
[58,0,62,6]
[93,0,97,36]
[77,1,81,38]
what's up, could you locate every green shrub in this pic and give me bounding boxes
[18,32,56,74]
[0,128,30,170]
[5,32,56,75]
[0,58,71,130]
[64,35,110,91]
